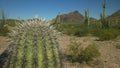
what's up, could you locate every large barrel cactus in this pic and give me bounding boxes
[0,19,62,68]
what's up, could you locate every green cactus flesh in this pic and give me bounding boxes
[3,21,62,68]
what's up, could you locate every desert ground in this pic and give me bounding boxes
[0,35,120,68]
[59,34,120,68]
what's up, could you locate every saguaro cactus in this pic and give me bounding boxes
[84,9,90,33]
[84,9,90,27]
[100,0,109,29]
[0,9,6,30]
[1,20,62,68]
[52,12,61,28]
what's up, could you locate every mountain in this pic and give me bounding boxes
[59,11,84,23]
[52,10,97,23]
[107,10,120,22]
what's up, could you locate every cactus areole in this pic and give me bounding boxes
[1,20,62,68]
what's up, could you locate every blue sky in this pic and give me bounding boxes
[0,0,120,21]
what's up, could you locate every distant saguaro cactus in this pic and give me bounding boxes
[100,0,109,29]
[53,12,61,28]
[84,9,90,34]
[84,9,90,27]
[1,20,62,68]
[0,9,6,30]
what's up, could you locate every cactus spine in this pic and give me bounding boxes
[2,20,62,68]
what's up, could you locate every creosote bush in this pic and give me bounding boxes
[0,25,10,36]
[79,45,100,62]
[55,23,88,37]
[66,39,100,63]
[94,28,119,40]
[65,38,82,62]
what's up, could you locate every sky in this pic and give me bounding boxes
[0,0,120,21]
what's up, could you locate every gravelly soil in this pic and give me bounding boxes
[58,34,120,68]
[0,36,9,55]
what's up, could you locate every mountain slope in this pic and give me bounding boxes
[52,10,97,23]
[59,11,84,23]
[107,10,120,22]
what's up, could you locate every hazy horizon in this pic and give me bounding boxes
[0,0,120,21]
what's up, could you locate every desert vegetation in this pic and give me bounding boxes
[65,38,100,63]
[0,9,19,36]
[53,0,120,41]
[0,0,120,68]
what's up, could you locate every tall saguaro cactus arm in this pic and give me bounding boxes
[100,0,109,29]
[84,9,90,27]
[103,0,106,18]
[84,8,90,34]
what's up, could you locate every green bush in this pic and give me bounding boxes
[66,39,100,63]
[79,45,100,62]
[64,28,82,36]
[55,23,88,37]
[66,39,82,62]
[0,19,18,36]
[94,28,119,40]
[6,20,17,27]
[0,25,10,36]
[53,22,120,39]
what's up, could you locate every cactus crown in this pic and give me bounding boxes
[2,19,62,68]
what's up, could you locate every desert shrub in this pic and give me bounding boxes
[66,39,100,63]
[94,28,119,40]
[55,23,88,36]
[6,19,17,27]
[79,45,100,63]
[53,21,120,39]
[64,28,85,36]
[66,39,82,62]
[0,19,19,36]
[0,25,10,36]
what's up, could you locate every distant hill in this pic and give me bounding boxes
[52,10,97,23]
[59,11,84,23]
[107,10,120,22]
